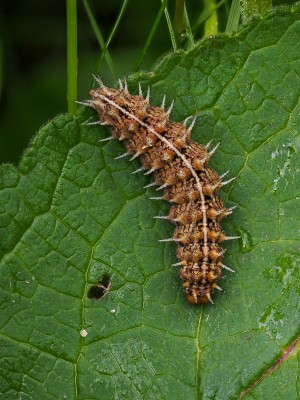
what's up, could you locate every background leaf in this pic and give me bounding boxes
[1,5,300,399]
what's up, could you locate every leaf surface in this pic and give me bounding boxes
[1,5,300,400]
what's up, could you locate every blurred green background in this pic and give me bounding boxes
[0,0,295,164]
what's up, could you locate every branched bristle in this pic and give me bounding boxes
[146,86,150,101]
[159,238,181,242]
[224,235,240,241]
[150,196,164,200]
[143,182,157,189]
[221,177,236,186]
[207,293,214,304]
[115,152,130,160]
[129,152,141,161]
[138,83,143,97]
[132,167,145,174]
[167,100,174,115]
[219,170,230,179]
[153,215,169,220]
[76,100,93,107]
[98,136,114,142]
[83,120,101,126]
[188,116,197,132]
[183,115,193,126]
[227,206,237,212]
[124,79,128,92]
[209,142,220,156]
[222,264,235,273]
[205,139,213,149]
[92,74,105,88]
[156,183,168,191]
[144,168,155,175]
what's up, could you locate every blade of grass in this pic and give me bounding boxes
[225,0,241,32]
[183,4,194,48]
[66,0,78,114]
[162,0,177,51]
[82,0,117,80]
[134,0,169,71]
[203,0,218,37]
[97,0,130,74]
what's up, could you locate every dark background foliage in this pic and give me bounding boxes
[0,0,172,164]
[0,0,295,164]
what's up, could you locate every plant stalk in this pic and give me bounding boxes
[225,0,241,32]
[97,0,130,74]
[173,0,185,48]
[82,0,117,80]
[135,0,169,71]
[203,0,218,37]
[66,0,78,115]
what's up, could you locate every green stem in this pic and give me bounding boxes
[82,0,117,80]
[183,5,194,48]
[173,0,185,48]
[193,0,226,34]
[241,0,272,21]
[225,0,241,33]
[163,1,177,50]
[97,0,130,74]
[203,0,218,37]
[135,0,169,71]
[66,0,78,115]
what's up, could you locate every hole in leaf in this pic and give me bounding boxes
[87,273,112,300]
[98,273,111,288]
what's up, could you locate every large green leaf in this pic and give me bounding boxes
[1,5,300,399]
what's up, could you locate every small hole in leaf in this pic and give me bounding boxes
[87,273,112,300]
[98,273,111,288]
[87,285,106,299]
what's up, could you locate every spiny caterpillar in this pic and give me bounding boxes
[81,77,238,304]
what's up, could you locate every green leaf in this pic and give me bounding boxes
[1,5,300,399]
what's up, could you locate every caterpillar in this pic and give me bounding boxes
[81,77,238,304]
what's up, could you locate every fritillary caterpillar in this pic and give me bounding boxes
[81,77,238,304]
